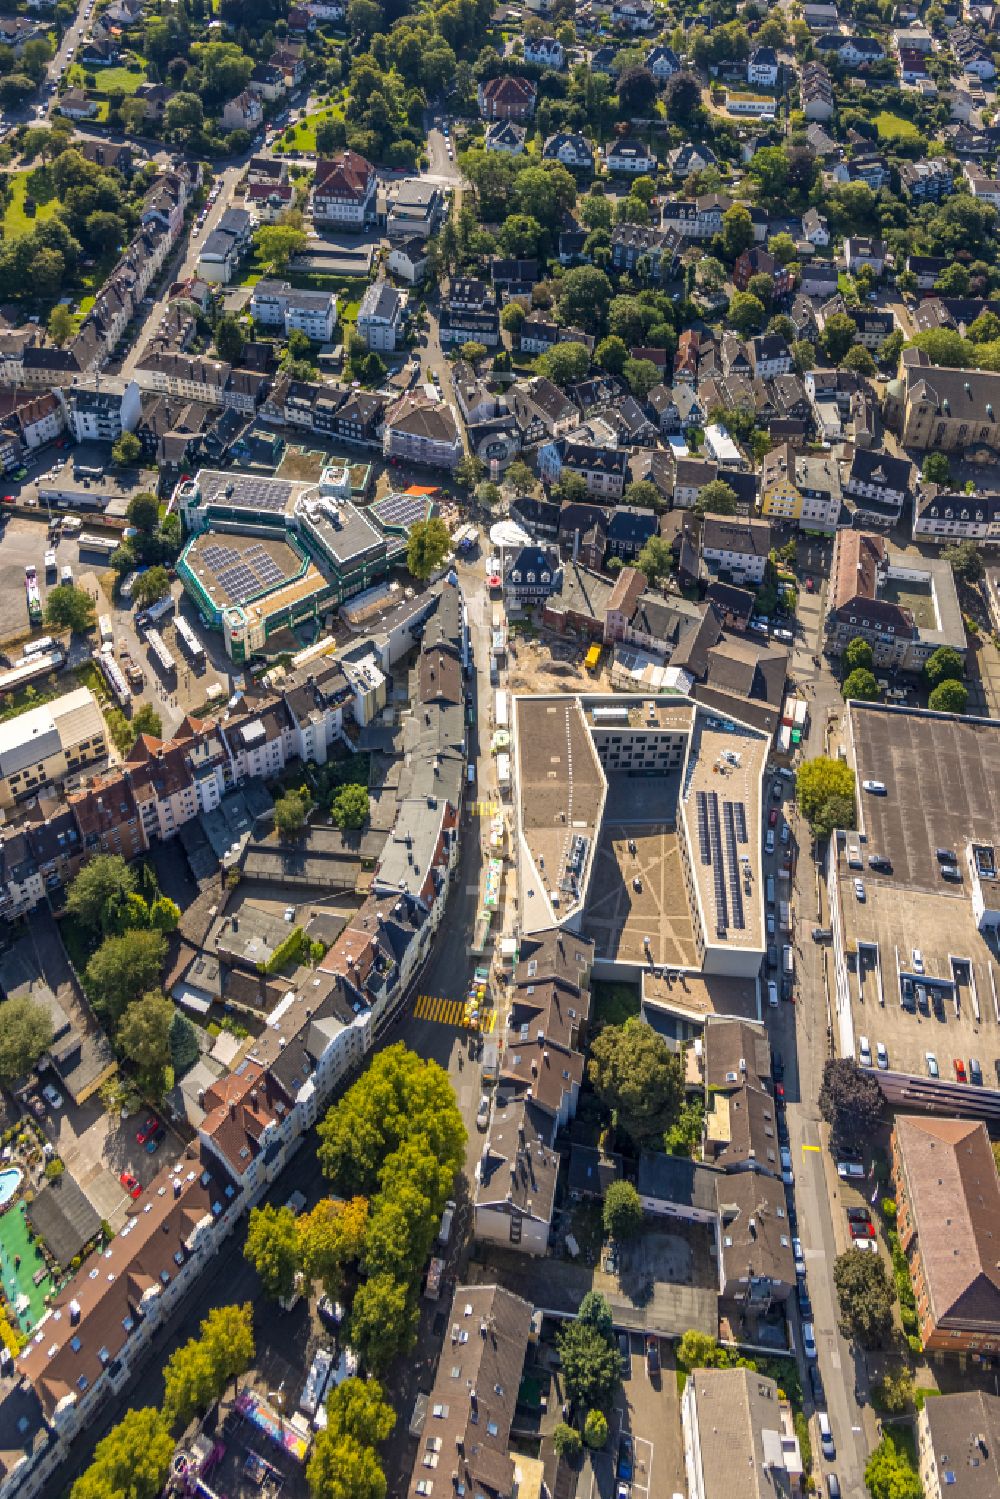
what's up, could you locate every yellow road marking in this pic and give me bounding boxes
[802,1144,821,1152]
[413,994,497,1032]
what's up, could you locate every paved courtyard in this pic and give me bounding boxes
[586,820,697,969]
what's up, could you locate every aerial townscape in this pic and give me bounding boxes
[6,2,1000,1499]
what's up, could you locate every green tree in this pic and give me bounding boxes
[306,1435,387,1499]
[245,1204,300,1299]
[865,1437,921,1499]
[274,790,309,839]
[728,291,765,337]
[169,1009,200,1075]
[558,265,613,332]
[44,584,95,634]
[85,929,167,1024]
[796,756,857,838]
[47,303,74,347]
[552,1422,583,1459]
[538,341,591,386]
[924,645,965,688]
[588,1018,684,1146]
[693,480,738,518]
[578,1291,614,1341]
[70,1409,174,1499]
[819,1058,883,1150]
[664,1094,704,1156]
[844,637,874,673]
[323,1376,395,1448]
[331,783,369,830]
[842,667,880,702]
[149,895,180,932]
[876,1368,914,1414]
[298,1196,368,1298]
[623,357,661,400]
[922,451,951,486]
[255,224,307,271]
[215,313,245,364]
[821,312,857,363]
[67,854,137,933]
[842,344,876,376]
[596,335,628,375]
[664,69,700,125]
[127,492,159,533]
[406,517,452,580]
[942,538,984,585]
[721,204,754,261]
[748,145,790,204]
[834,1249,895,1346]
[163,1303,254,1429]
[623,480,661,512]
[677,1329,722,1370]
[132,567,171,608]
[602,1180,643,1240]
[505,459,535,496]
[500,301,525,335]
[583,1410,609,1449]
[111,431,142,467]
[556,1318,622,1412]
[455,455,485,491]
[349,1271,418,1375]
[117,991,173,1094]
[317,1044,465,1199]
[0,996,53,1082]
[636,535,673,585]
[790,339,815,374]
[929,678,969,714]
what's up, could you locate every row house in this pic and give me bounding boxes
[913,485,1000,543]
[538,437,629,499]
[135,351,269,415]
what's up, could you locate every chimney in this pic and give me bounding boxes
[69,1300,81,1325]
[173,1179,182,1199]
[229,1100,236,1120]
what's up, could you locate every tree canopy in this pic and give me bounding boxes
[865,1436,921,1499]
[844,637,874,673]
[406,517,452,580]
[85,929,167,1024]
[0,996,53,1082]
[556,1315,622,1412]
[818,1058,883,1150]
[245,1204,300,1299]
[71,1409,174,1499]
[834,1248,895,1347]
[796,757,857,838]
[44,584,95,634]
[602,1181,643,1241]
[66,855,137,934]
[924,646,965,689]
[588,1018,684,1146]
[331,783,369,830]
[929,678,969,714]
[842,667,881,703]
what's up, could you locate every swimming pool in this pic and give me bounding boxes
[0,1170,21,1208]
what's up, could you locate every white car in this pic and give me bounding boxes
[854,878,866,902]
[792,1237,805,1277]
[926,1051,939,1078]
[802,1321,817,1359]
[768,980,779,1008]
[862,779,886,794]
[780,1145,793,1185]
[876,1041,889,1071]
[476,1095,489,1131]
[41,1083,63,1110]
[912,948,924,973]
[858,1035,872,1067]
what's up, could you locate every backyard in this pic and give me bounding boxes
[2,173,59,239]
[67,61,148,95]
[274,101,345,155]
[874,110,922,143]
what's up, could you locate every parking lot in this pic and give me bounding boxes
[578,1332,684,1499]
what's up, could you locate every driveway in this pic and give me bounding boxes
[578,1333,684,1499]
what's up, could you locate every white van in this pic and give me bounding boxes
[438,1198,456,1245]
[467,763,476,785]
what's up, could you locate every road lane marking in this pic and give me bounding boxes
[802,1144,821,1152]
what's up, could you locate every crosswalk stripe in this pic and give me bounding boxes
[412,994,499,1031]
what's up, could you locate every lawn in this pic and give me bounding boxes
[2,173,59,238]
[874,110,921,142]
[591,980,641,1028]
[274,102,345,155]
[68,61,147,94]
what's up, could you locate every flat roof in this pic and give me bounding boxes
[181,531,309,610]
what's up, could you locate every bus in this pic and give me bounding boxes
[95,650,131,708]
[78,532,118,558]
[135,594,175,631]
[146,628,176,676]
[174,614,206,670]
[23,635,56,660]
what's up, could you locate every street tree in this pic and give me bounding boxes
[331,783,369,830]
[556,1318,622,1412]
[504,459,535,496]
[924,645,965,688]
[455,455,485,491]
[842,667,881,702]
[552,1423,583,1459]
[117,991,174,1095]
[796,756,857,838]
[274,790,309,839]
[245,1204,300,1299]
[406,517,452,580]
[929,678,969,714]
[865,1437,921,1499]
[70,1409,174,1499]
[0,996,53,1082]
[602,1181,643,1241]
[588,1018,684,1147]
[297,1196,369,1298]
[843,637,874,673]
[306,1434,387,1499]
[85,929,167,1025]
[323,1376,396,1448]
[44,584,95,634]
[67,854,137,933]
[834,1249,895,1346]
[818,1058,883,1149]
[348,1271,418,1375]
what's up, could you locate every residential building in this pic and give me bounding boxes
[889,348,1000,453]
[387,239,428,284]
[916,1390,1000,1499]
[700,514,771,585]
[62,378,141,443]
[356,280,404,353]
[913,485,1000,543]
[646,44,680,81]
[222,91,263,132]
[312,151,377,228]
[385,179,443,240]
[801,207,830,246]
[477,74,537,121]
[760,444,843,533]
[542,132,595,170]
[844,447,912,522]
[893,1115,1000,1355]
[824,529,966,669]
[800,62,834,121]
[524,35,564,67]
[606,137,658,174]
[484,118,526,153]
[844,236,887,274]
[0,688,107,811]
[733,247,794,299]
[666,140,717,176]
[747,45,779,86]
[250,281,338,343]
[382,395,463,471]
[716,1171,795,1305]
[683,1368,804,1499]
[901,157,955,201]
[538,438,628,499]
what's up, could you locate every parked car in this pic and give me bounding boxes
[846,1207,871,1224]
[797,1279,812,1318]
[802,1322,817,1359]
[858,1035,872,1067]
[617,1434,634,1482]
[780,1146,794,1186]
[850,1220,875,1240]
[145,1126,166,1154]
[618,1333,631,1378]
[925,1051,939,1078]
[809,1364,825,1405]
[854,879,866,902]
[119,1171,141,1200]
[954,1058,968,1083]
[646,1336,660,1375]
[768,980,779,1008]
[792,1237,805,1276]
[862,780,886,794]
[868,855,892,873]
[876,1041,889,1071]
[970,1057,983,1086]
[912,948,924,973]
[768,807,779,827]
[476,1095,490,1130]
[318,1296,343,1328]
[136,1116,159,1145]
[837,1160,866,1180]
[826,1476,841,1499]
[818,1413,835,1462]
[41,1083,63,1110]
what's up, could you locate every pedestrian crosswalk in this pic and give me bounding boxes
[413,994,498,1031]
[469,800,500,817]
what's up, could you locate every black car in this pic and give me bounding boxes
[809,1363,825,1406]
[772,1052,784,1082]
[646,1336,660,1376]
[797,1278,812,1318]
[777,1114,790,1146]
[868,855,892,873]
[846,1206,872,1224]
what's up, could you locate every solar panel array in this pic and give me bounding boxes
[201,472,294,514]
[696,791,711,864]
[723,801,745,931]
[705,791,728,936]
[733,801,748,844]
[200,540,291,602]
[374,491,429,530]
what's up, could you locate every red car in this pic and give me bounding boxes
[954,1058,968,1083]
[849,1220,875,1240]
[805,577,814,593]
[768,808,779,827]
[136,1116,159,1145]
[119,1171,141,1200]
